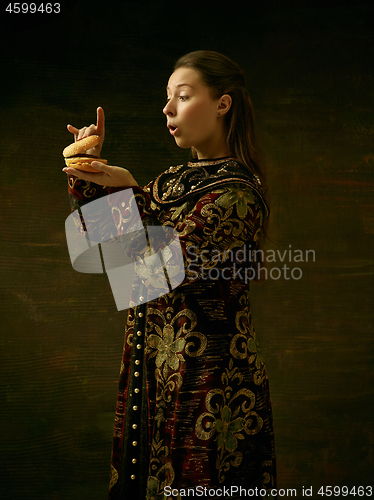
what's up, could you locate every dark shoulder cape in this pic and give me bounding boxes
[150,157,269,218]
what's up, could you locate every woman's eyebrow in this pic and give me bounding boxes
[166,83,194,91]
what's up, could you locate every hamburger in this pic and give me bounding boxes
[63,135,107,173]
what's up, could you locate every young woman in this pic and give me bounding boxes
[63,51,276,500]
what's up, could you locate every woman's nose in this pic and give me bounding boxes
[163,100,174,116]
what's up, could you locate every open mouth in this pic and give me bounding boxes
[168,123,178,135]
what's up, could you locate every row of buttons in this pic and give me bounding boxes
[130,304,145,481]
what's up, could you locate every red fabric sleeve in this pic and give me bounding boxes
[66,174,128,212]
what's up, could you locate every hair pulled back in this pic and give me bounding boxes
[174,50,267,194]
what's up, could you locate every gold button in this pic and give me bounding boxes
[138,312,143,317]
[133,405,138,410]
[134,388,140,394]
[132,424,137,429]
[134,372,139,377]
[132,458,137,464]
[136,344,142,350]
[135,360,140,365]
[137,331,142,336]
[131,474,136,480]
[132,441,137,446]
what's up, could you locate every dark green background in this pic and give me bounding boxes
[1,1,373,498]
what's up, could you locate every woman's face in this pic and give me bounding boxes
[163,67,227,159]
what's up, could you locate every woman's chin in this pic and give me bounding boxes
[174,138,192,150]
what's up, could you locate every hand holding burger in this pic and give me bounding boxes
[67,106,105,156]
[63,134,108,173]
[63,107,138,187]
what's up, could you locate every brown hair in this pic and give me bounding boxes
[174,50,267,195]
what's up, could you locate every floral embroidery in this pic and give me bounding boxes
[230,291,267,385]
[148,324,186,370]
[195,359,263,483]
[146,476,164,500]
[215,186,255,219]
[147,293,206,370]
[146,462,175,500]
[248,335,265,370]
[215,405,245,452]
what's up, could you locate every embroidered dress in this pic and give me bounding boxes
[67,157,276,500]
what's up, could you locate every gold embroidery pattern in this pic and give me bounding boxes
[150,200,160,211]
[146,294,206,370]
[175,219,196,238]
[82,181,97,198]
[109,465,118,489]
[125,310,135,348]
[187,158,236,168]
[146,464,175,500]
[166,164,184,173]
[68,176,77,189]
[195,358,263,483]
[232,291,267,385]
[161,176,181,200]
[200,202,245,246]
[169,202,189,221]
[135,191,155,216]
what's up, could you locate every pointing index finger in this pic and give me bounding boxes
[96,107,105,137]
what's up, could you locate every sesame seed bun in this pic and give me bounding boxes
[63,135,100,158]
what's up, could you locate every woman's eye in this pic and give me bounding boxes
[165,95,188,104]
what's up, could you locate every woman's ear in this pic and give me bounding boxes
[217,94,232,116]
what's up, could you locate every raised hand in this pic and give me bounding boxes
[64,107,138,187]
[67,106,105,157]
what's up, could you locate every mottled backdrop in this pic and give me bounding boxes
[0,0,373,499]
